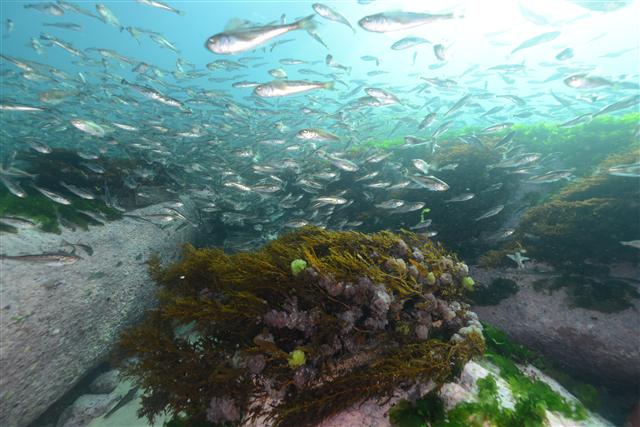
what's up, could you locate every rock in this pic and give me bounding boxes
[415,324,429,340]
[393,239,409,258]
[56,393,122,427]
[438,272,452,286]
[77,359,613,427]
[438,360,614,427]
[0,203,196,427]
[89,370,121,394]
[439,382,473,411]
[471,265,640,388]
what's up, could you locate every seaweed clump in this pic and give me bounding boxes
[116,227,484,426]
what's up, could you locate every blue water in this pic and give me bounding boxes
[1,0,638,120]
[0,1,639,425]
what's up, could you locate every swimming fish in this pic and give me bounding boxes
[312,3,355,33]
[0,252,81,266]
[358,11,458,33]
[511,31,560,54]
[136,0,184,15]
[254,80,334,97]
[474,205,504,221]
[205,15,316,54]
[391,36,430,50]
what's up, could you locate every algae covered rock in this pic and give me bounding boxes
[387,359,613,427]
[116,227,484,426]
[387,323,614,427]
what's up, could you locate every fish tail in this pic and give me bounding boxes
[295,14,316,32]
[324,81,336,90]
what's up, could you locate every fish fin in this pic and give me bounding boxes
[324,81,336,90]
[224,18,250,32]
[295,14,316,32]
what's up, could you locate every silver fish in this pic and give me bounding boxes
[96,4,122,30]
[328,156,359,172]
[594,95,639,117]
[445,193,475,203]
[564,74,612,89]
[0,216,37,229]
[528,170,573,184]
[136,0,184,15]
[121,79,185,110]
[433,44,447,61]
[70,119,109,137]
[475,204,504,221]
[0,176,27,198]
[296,128,340,142]
[24,3,64,16]
[412,159,430,174]
[419,113,436,129]
[284,219,309,228]
[511,31,560,54]
[254,79,334,97]
[608,162,640,177]
[312,3,355,33]
[1,103,44,112]
[312,196,348,206]
[559,113,593,128]
[205,15,316,54]
[375,199,405,209]
[33,185,72,205]
[620,240,640,250]
[409,175,449,191]
[358,11,458,33]
[555,47,574,60]
[391,36,430,50]
[0,252,81,266]
[43,22,83,31]
[60,182,96,200]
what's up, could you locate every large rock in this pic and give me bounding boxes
[83,359,611,427]
[439,360,614,426]
[0,203,196,427]
[471,265,640,387]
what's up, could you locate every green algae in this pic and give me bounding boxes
[0,187,121,233]
[290,259,307,276]
[483,323,600,411]
[389,391,445,427]
[390,366,587,427]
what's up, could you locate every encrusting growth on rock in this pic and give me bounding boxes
[116,227,484,426]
